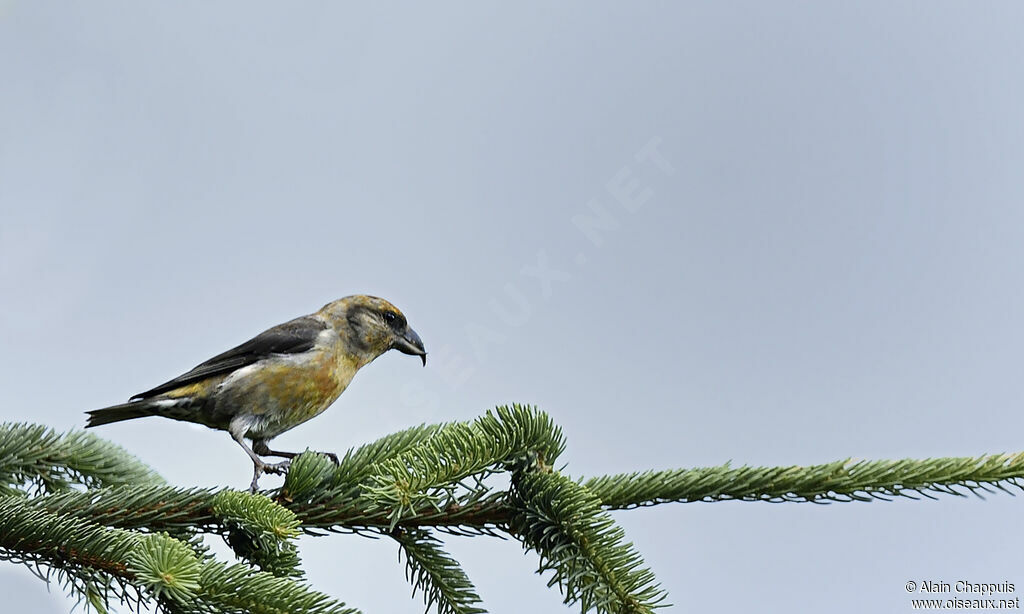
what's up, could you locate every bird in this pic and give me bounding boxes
[86,295,426,491]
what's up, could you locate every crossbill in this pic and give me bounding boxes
[86,295,426,491]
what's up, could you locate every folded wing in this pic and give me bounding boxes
[130,315,329,400]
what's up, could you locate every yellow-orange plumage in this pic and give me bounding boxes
[86,295,426,491]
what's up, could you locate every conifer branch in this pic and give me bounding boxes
[393,528,486,614]
[359,405,565,528]
[190,561,361,614]
[212,490,304,578]
[1,495,360,614]
[0,495,142,602]
[0,423,162,494]
[29,485,218,530]
[332,423,451,485]
[584,453,1024,508]
[24,481,509,538]
[509,472,666,614]
[5,408,1024,614]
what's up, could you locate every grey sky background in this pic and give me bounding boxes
[3,2,1024,612]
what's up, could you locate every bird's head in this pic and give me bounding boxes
[318,295,427,367]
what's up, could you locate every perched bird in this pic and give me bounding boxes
[86,295,426,491]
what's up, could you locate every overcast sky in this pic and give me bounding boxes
[3,3,1024,613]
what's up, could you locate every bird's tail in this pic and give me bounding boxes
[85,400,164,428]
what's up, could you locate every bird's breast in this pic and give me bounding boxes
[218,346,360,438]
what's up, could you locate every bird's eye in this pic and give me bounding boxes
[382,311,405,329]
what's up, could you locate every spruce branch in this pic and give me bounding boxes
[0,423,162,494]
[26,449,1024,538]
[189,561,360,614]
[23,480,507,539]
[126,533,203,603]
[212,491,304,578]
[393,528,486,614]
[584,452,1024,508]
[360,405,565,528]
[331,423,450,485]
[28,485,219,531]
[509,472,666,614]
[0,495,143,605]
[5,408,1024,614]
[25,486,307,577]
[1,494,360,614]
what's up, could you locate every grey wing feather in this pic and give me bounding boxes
[130,315,328,400]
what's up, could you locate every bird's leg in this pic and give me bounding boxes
[252,440,295,460]
[231,431,291,492]
[253,440,340,465]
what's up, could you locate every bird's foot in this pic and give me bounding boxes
[263,459,292,475]
[299,450,339,465]
[248,459,293,493]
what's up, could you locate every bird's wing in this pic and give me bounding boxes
[130,315,329,400]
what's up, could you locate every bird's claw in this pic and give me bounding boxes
[264,459,292,475]
[248,467,263,493]
[248,459,293,493]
